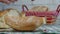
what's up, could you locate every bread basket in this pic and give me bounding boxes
[4,4,49,31]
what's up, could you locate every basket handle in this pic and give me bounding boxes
[56,5,60,13]
[22,4,29,12]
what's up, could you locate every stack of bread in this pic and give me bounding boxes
[3,5,48,31]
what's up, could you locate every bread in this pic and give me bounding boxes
[2,9,43,31]
[5,16,43,31]
[30,6,48,11]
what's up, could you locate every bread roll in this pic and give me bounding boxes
[30,6,48,11]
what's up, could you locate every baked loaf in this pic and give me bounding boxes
[4,9,43,31]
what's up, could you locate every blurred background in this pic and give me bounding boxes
[0,0,60,11]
